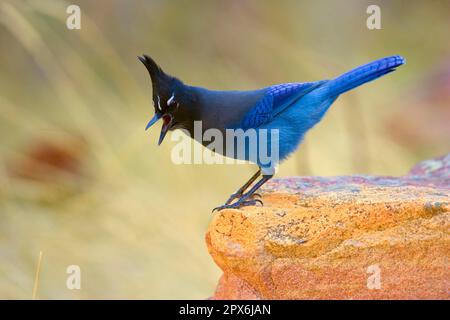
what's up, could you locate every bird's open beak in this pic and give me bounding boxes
[145,113,173,146]
[145,113,161,130]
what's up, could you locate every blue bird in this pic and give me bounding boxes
[138,55,405,211]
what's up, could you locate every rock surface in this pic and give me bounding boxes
[206,154,450,299]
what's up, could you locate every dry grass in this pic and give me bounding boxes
[0,0,448,299]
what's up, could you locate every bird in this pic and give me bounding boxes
[138,54,405,211]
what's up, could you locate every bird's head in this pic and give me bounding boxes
[138,54,192,145]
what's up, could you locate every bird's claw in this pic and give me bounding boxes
[212,199,263,213]
[225,192,241,205]
[225,192,262,205]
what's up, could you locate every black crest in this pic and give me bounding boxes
[138,54,174,106]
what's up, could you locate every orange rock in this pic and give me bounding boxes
[207,155,450,299]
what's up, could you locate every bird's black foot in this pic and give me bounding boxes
[225,192,262,205]
[224,192,241,205]
[212,199,263,212]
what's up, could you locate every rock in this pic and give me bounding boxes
[206,154,450,299]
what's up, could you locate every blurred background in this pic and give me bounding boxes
[0,0,449,299]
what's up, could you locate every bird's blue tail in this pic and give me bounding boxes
[324,55,405,97]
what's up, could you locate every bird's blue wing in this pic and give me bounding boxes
[239,81,326,129]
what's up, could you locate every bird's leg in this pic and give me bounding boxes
[237,174,272,203]
[213,175,273,212]
[224,169,261,205]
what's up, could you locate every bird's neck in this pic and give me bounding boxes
[171,85,266,142]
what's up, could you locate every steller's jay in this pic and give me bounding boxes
[138,54,405,211]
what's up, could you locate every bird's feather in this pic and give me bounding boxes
[324,55,405,97]
[239,81,327,129]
